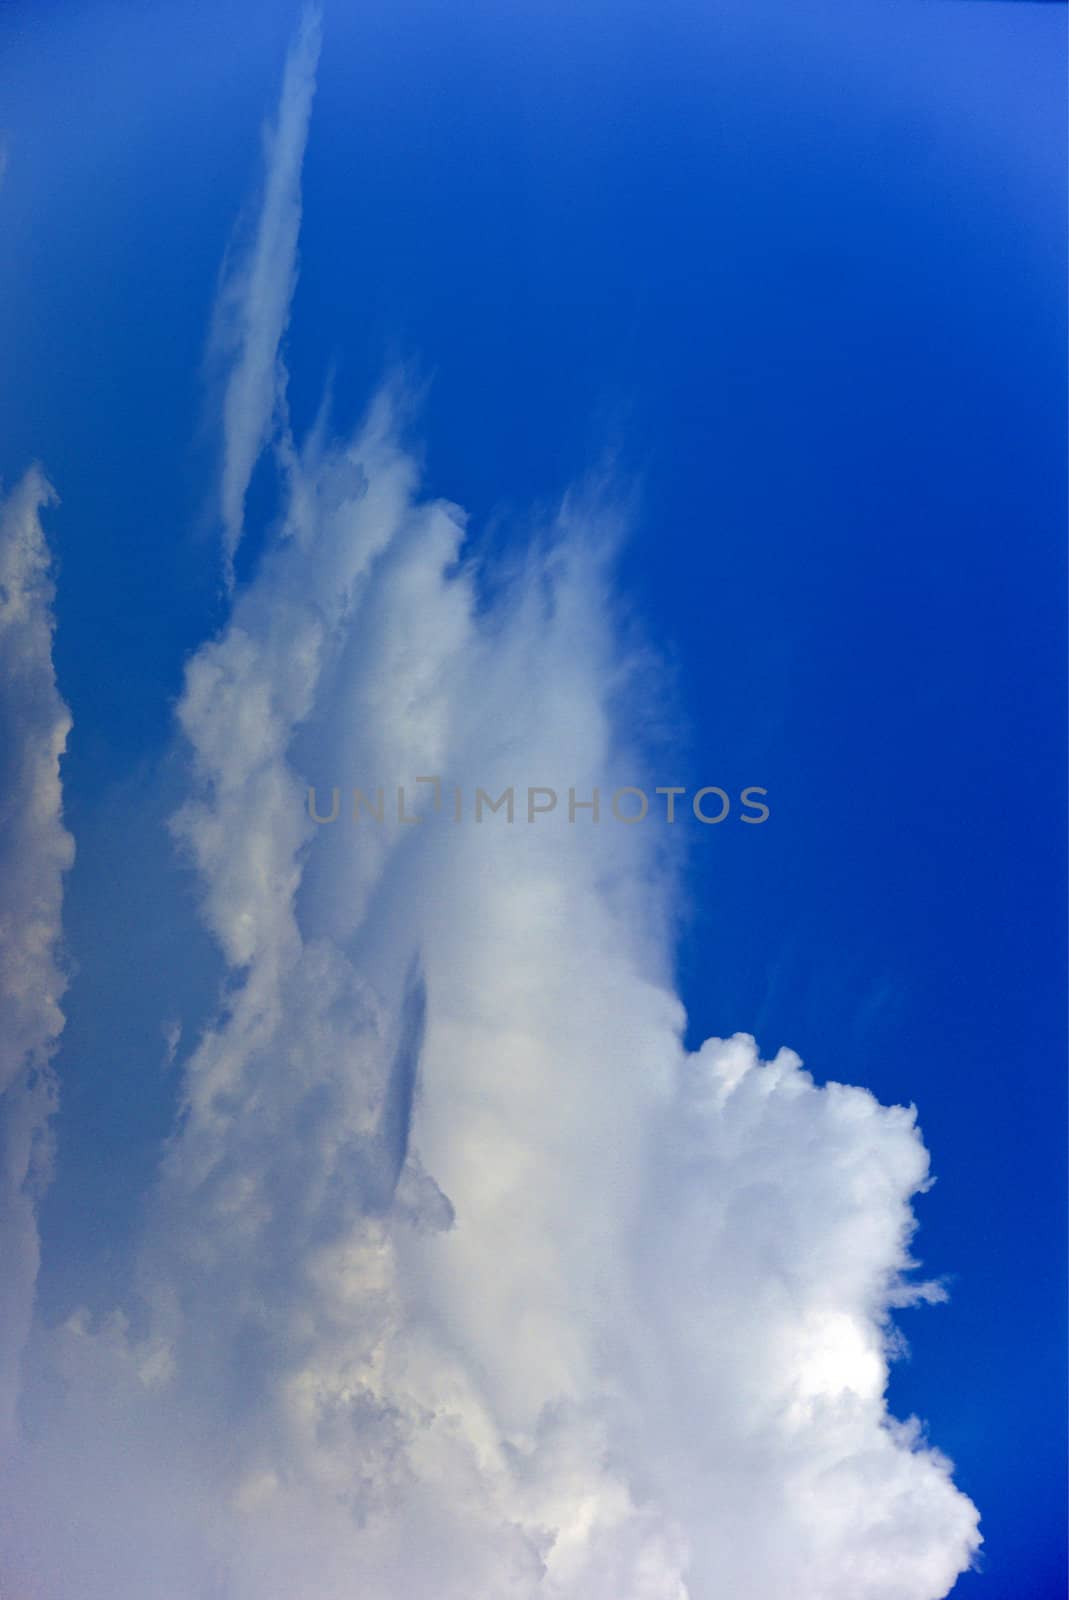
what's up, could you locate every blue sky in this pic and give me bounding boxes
[0,3,1064,1596]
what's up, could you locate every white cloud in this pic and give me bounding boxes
[0,467,73,1452]
[0,15,981,1599]
[212,3,321,584]
[1,394,980,1596]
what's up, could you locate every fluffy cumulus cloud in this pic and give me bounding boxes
[0,15,981,1599]
[0,469,73,1451]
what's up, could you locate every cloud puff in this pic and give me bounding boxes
[0,16,980,1599]
[0,468,73,1451]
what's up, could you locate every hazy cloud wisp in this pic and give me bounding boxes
[0,468,73,1452]
[213,3,321,584]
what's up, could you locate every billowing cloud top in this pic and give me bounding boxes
[0,13,980,1599]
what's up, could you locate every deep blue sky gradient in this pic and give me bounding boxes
[1,1,1065,1592]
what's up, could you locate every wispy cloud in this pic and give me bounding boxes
[0,467,73,1452]
[212,4,321,586]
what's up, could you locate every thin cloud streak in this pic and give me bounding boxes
[213,4,321,586]
[0,467,74,1452]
